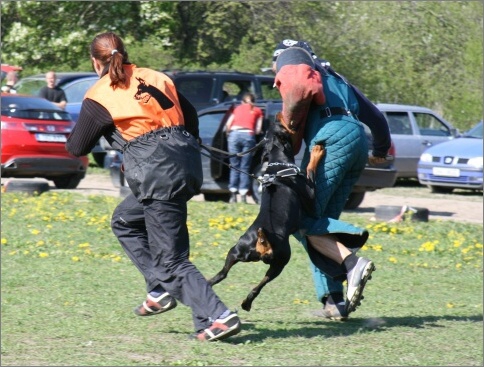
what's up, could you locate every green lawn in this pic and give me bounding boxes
[1,191,482,366]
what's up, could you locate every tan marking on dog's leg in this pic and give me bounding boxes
[255,228,273,257]
[307,144,325,179]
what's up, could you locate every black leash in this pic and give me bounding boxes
[199,149,261,182]
[198,136,268,182]
[200,137,268,159]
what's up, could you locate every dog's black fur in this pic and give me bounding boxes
[207,117,317,311]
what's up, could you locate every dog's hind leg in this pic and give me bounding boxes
[241,261,287,312]
[241,228,290,311]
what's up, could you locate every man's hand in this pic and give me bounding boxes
[368,155,389,165]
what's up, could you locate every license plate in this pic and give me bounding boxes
[433,167,460,177]
[35,133,67,143]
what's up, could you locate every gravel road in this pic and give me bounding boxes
[3,173,482,225]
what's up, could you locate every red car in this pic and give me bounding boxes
[1,93,89,189]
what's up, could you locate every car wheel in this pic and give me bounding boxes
[204,193,231,202]
[430,185,453,194]
[53,175,83,189]
[344,192,366,210]
[92,152,107,168]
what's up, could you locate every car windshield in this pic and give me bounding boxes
[462,121,483,139]
[1,96,71,121]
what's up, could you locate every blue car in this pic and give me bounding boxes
[417,121,483,193]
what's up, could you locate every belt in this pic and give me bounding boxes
[320,107,352,119]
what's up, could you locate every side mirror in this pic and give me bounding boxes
[450,128,460,137]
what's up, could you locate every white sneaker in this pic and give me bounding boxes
[346,257,375,313]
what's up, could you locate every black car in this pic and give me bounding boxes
[165,71,279,111]
[109,100,397,209]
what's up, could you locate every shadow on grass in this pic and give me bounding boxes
[225,314,483,342]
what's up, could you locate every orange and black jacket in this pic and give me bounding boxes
[66,64,199,157]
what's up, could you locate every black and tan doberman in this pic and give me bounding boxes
[208,113,324,311]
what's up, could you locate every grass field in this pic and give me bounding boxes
[1,190,482,366]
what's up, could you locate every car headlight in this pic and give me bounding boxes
[468,156,483,168]
[420,153,433,163]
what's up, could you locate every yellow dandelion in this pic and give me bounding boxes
[9,250,17,255]
[446,302,454,308]
[475,243,483,249]
[389,256,398,264]
[72,256,80,262]
[214,233,222,238]
[112,256,122,262]
[212,242,220,247]
[455,263,462,269]
[1,238,7,245]
[78,243,90,248]
[39,252,49,258]
[453,240,462,248]
[23,250,30,255]
[293,299,301,304]
[31,229,41,235]
[36,240,45,246]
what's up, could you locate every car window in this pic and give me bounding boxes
[198,111,225,139]
[385,112,412,135]
[176,78,214,104]
[222,80,255,100]
[14,79,45,96]
[260,79,279,100]
[414,112,451,136]
[463,122,483,138]
[63,79,97,103]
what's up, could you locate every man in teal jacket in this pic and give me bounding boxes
[272,39,391,320]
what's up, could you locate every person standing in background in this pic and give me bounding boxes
[39,71,67,110]
[225,92,263,203]
[1,71,19,93]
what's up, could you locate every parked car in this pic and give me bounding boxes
[108,100,397,209]
[376,103,459,179]
[1,93,89,188]
[165,70,279,111]
[12,72,108,166]
[417,121,483,193]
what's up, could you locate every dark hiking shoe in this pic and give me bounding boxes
[320,294,348,321]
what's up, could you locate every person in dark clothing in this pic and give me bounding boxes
[272,39,391,321]
[38,71,67,110]
[66,32,241,342]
